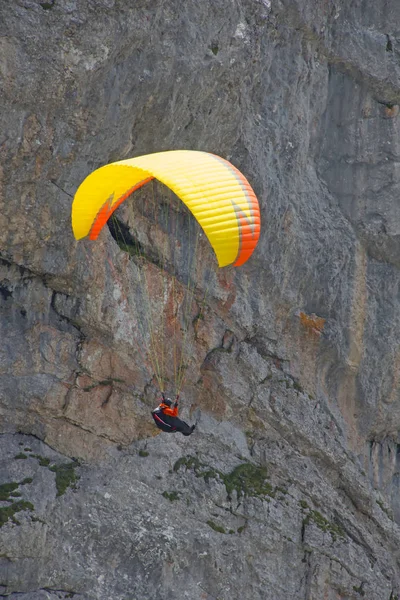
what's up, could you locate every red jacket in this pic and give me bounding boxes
[158,401,179,417]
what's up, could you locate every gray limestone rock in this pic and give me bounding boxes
[1,0,400,598]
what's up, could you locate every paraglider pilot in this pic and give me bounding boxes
[152,394,196,436]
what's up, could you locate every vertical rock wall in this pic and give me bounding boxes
[1,0,400,598]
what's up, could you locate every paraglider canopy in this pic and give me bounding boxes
[72,150,260,267]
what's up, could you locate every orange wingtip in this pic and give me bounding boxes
[89,177,153,240]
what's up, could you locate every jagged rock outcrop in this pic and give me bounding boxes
[1,0,400,598]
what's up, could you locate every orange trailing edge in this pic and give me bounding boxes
[89,178,154,240]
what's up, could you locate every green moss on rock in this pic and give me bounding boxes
[162,491,180,502]
[40,1,55,9]
[173,455,281,502]
[0,482,19,501]
[49,463,79,497]
[173,456,222,488]
[223,463,272,500]
[303,509,346,541]
[0,500,34,528]
[32,454,51,467]
[207,520,226,534]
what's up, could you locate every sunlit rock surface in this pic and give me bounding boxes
[1,0,400,598]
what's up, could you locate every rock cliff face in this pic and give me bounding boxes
[1,1,400,598]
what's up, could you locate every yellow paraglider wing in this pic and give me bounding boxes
[72,150,260,267]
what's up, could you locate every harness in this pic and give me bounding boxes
[152,408,177,432]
